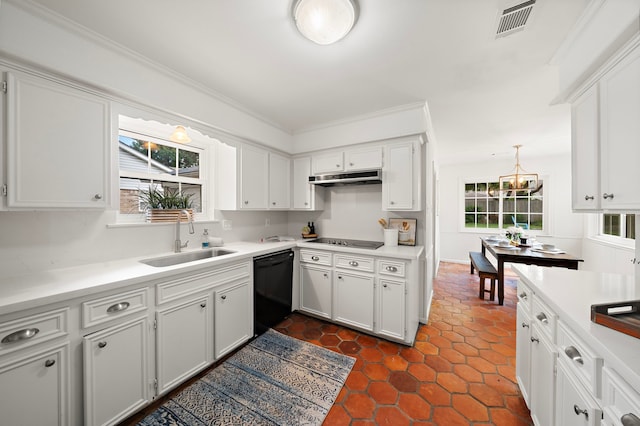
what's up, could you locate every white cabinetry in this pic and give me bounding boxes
[377,278,405,341]
[529,320,557,426]
[240,145,269,209]
[156,294,212,394]
[311,146,382,174]
[570,40,640,211]
[602,367,640,426]
[333,254,375,332]
[83,316,149,426]
[292,157,323,210]
[556,357,602,426]
[300,263,333,320]
[312,152,343,174]
[516,303,532,406]
[383,140,421,211]
[5,71,109,209]
[214,280,251,359]
[269,152,291,209]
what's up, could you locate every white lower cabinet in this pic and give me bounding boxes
[214,281,252,359]
[300,263,333,320]
[377,278,405,341]
[0,342,69,426]
[83,316,149,426]
[333,271,374,331]
[156,294,213,394]
[516,303,532,406]
[602,367,640,426]
[556,357,602,426]
[529,322,557,426]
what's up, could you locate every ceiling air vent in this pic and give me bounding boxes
[495,0,536,38]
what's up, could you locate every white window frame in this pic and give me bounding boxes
[460,176,549,235]
[597,213,635,244]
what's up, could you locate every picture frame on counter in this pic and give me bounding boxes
[389,218,417,246]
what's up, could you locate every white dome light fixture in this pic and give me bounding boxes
[293,0,358,45]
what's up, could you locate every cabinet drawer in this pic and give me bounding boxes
[532,297,556,343]
[557,321,603,398]
[156,262,251,304]
[378,259,406,278]
[82,288,148,328]
[603,367,640,426]
[335,254,374,273]
[299,250,332,266]
[517,280,532,313]
[0,308,68,356]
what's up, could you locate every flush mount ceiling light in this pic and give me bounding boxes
[169,125,191,144]
[499,144,538,192]
[293,0,358,45]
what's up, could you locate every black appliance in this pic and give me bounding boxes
[253,249,294,335]
[307,237,384,250]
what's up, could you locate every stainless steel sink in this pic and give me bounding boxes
[140,248,235,267]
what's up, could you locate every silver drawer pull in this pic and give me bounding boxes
[349,261,359,267]
[584,195,594,201]
[1,328,40,344]
[574,404,588,420]
[98,341,107,348]
[311,256,320,261]
[530,337,539,343]
[535,312,548,324]
[521,322,529,328]
[622,413,640,426]
[386,266,398,272]
[603,193,615,200]
[107,302,130,313]
[564,346,584,365]
[44,359,56,368]
[519,291,527,300]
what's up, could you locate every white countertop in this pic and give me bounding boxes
[512,264,640,391]
[0,241,424,317]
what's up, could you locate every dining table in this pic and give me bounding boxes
[480,237,584,305]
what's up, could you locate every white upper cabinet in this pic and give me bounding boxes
[240,145,269,209]
[344,147,382,171]
[382,140,421,211]
[5,71,109,209]
[312,151,344,174]
[292,157,323,210]
[570,41,640,211]
[268,152,291,209]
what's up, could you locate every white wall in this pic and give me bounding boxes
[438,152,587,264]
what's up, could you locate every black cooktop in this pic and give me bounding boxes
[308,238,384,250]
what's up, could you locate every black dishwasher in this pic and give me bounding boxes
[253,249,294,335]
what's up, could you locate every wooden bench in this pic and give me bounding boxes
[469,251,498,301]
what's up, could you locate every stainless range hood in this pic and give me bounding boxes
[308,169,382,187]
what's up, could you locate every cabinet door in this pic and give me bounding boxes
[345,147,382,171]
[377,278,405,340]
[334,271,374,331]
[269,153,291,209]
[530,324,557,426]
[383,142,416,210]
[516,303,532,407]
[6,72,108,208]
[0,343,69,426]
[300,264,332,319]
[215,281,251,359]
[83,317,149,426]
[293,157,312,209]
[240,145,268,209]
[312,152,343,174]
[600,46,640,210]
[571,85,600,210]
[156,295,212,394]
[556,358,602,426]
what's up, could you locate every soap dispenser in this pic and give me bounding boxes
[201,229,210,248]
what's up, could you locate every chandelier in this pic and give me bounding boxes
[499,145,538,192]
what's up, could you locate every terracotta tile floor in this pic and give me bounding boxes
[275,262,533,425]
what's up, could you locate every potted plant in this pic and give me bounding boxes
[139,185,194,223]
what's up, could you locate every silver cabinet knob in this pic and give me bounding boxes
[390,201,395,205]
[336,164,340,168]
[574,404,589,420]
[383,283,388,288]
[386,266,398,272]
[98,341,107,348]
[272,202,276,205]
[348,260,359,267]
[2,328,39,344]
[584,195,594,201]
[603,193,615,199]
[221,295,227,300]
[93,194,102,200]
[564,346,584,365]
[536,312,548,324]
[349,162,354,166]
[530,337,539,343]
[304,202,309,206]
[323,273,328,278]
[521,322,529,328]
[244,200,249,205]
[44,359,56,368]
[519,291,528,300]
[311,256,319,261]
[107,302,130,313]
[200,302,207,308]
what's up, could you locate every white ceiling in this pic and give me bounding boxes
[27,0,589,162]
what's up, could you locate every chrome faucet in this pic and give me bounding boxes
[174,209,195,253]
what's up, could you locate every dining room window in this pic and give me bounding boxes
[601,214,635,240]
[464,180,544,231]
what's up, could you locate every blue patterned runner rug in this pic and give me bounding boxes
[138,329,355,425]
